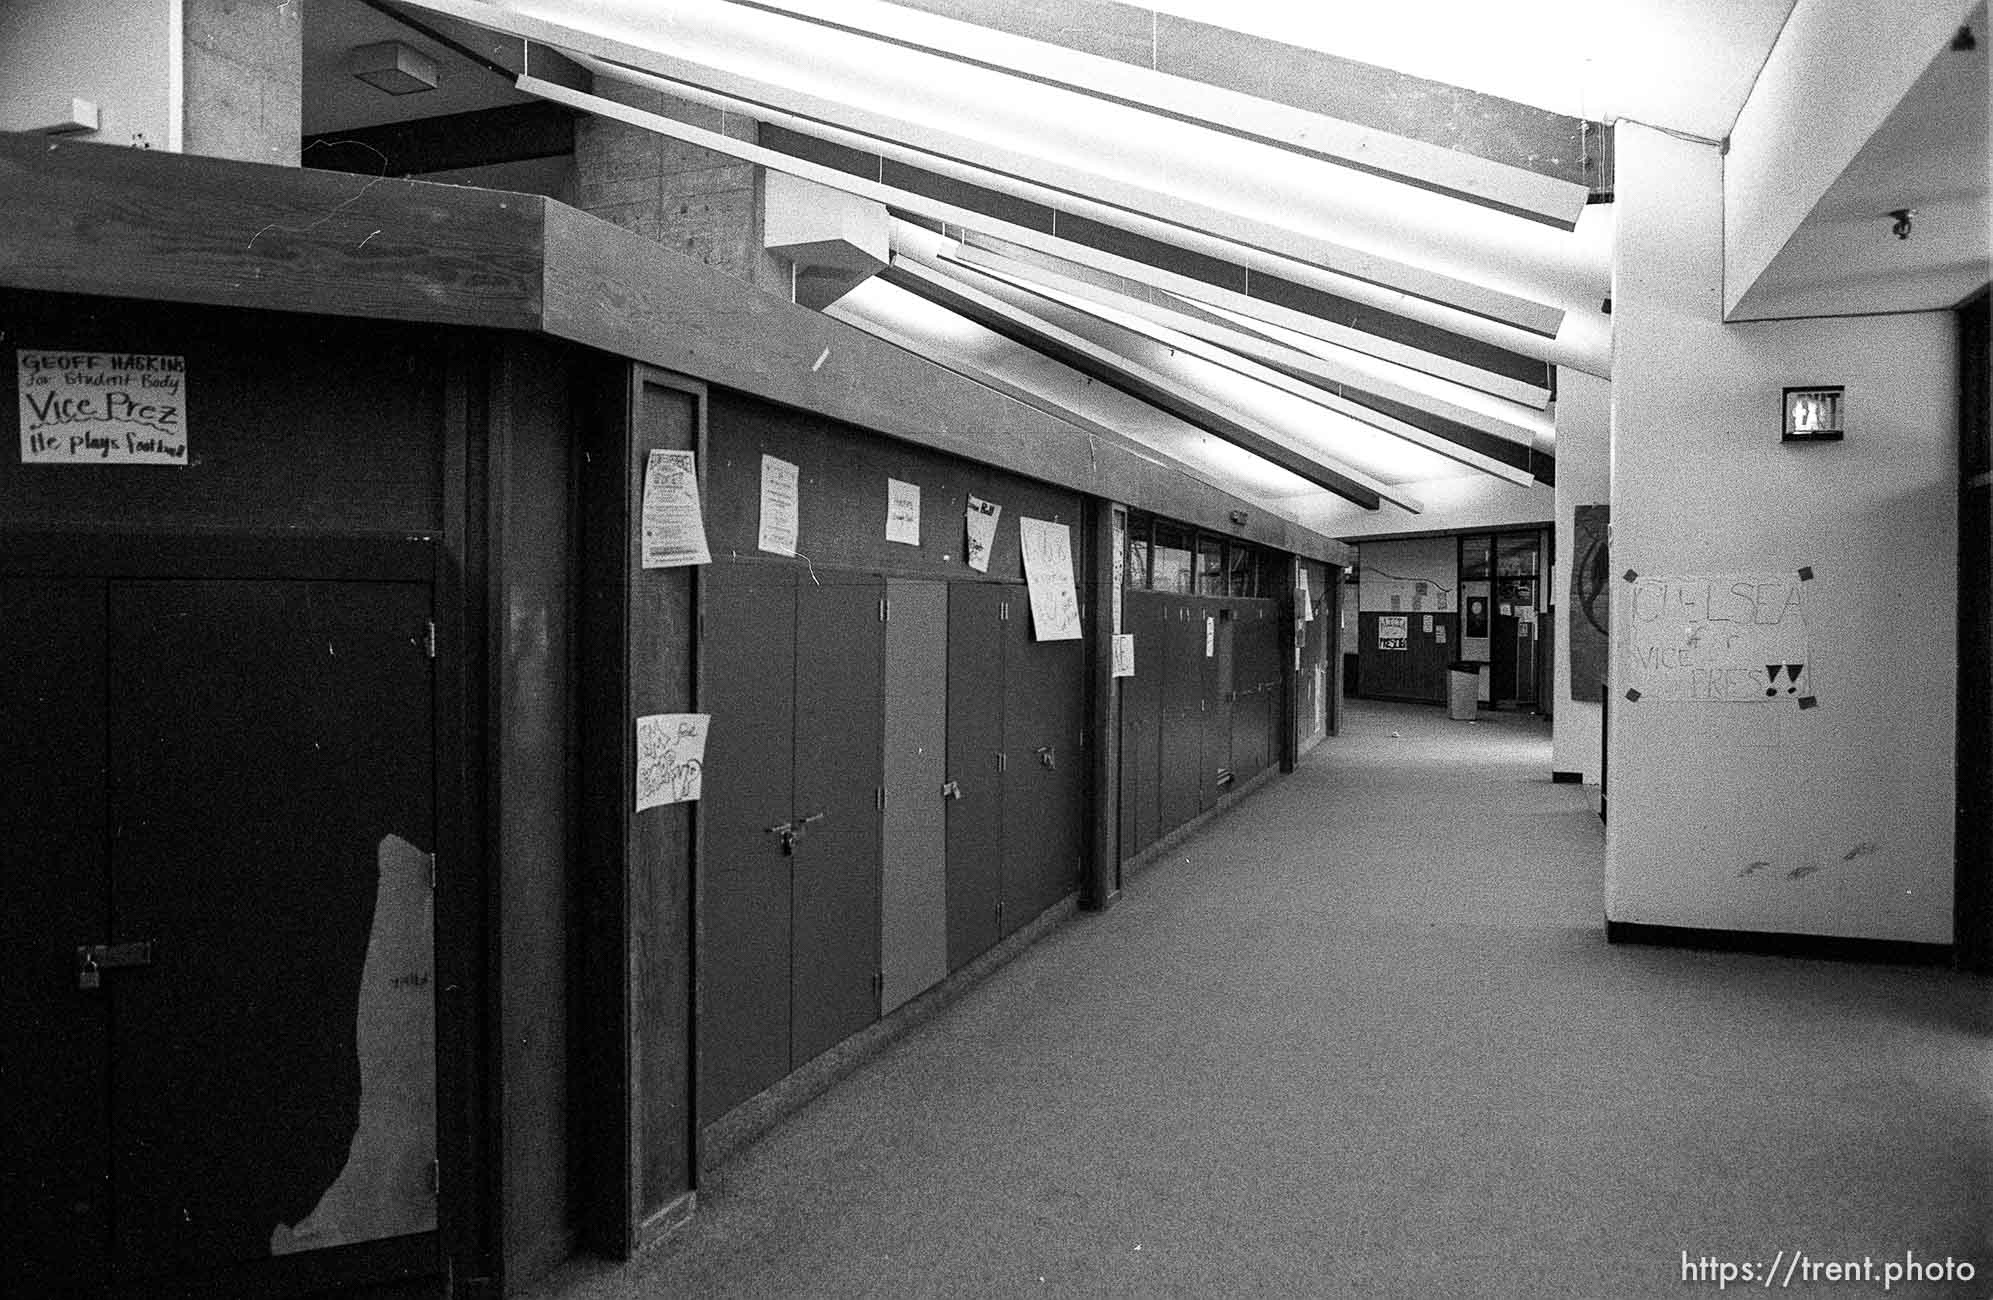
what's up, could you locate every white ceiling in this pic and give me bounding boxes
[1141,0,1800,140]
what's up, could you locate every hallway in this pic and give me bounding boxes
[533,700,1989,1299]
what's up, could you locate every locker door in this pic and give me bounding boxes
[697,567,796,1119]
[1158,603,1202,833]
[1125,597,1165,856]
[881,580,948,1012]
[0,579,111,1291]
[791,577,884,1066]
[945,583,1005,969]
[1201,609,1234,809]
[108,579,436,1274]
[1002,583,1085,932]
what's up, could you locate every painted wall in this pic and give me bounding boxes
[1608,123,1958,943]
[1724,0,1977,317]
[0,0,179,149]
[1306,471,1552,540]
[1357,535,1457,613]
[1551,369,1610,780]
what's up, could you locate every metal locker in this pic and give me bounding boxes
[881,580,949,1012]
[944,583,1005,969]
[1158,602,1203,833]
[1001,582,1085,932]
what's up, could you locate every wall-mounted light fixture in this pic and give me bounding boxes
[349,41,438,96]
[1228,509,1249,525]
[1782,385,1845,442]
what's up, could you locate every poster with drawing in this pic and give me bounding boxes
[640,449,711,567]
[964,495,1001,573]
[1569,504,1611,700]
[758,455,800,556]
[635,713,710,809]
[1018,516,1082,641]
[886,478,921,545]
[1619,572,1811,703]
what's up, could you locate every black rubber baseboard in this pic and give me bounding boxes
[1606,920,1953,967]
[1551,770,1582,783]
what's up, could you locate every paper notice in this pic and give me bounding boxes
[886,478,921,545]
[19,350,188,465]
[965,495,1001,573]
[758,455,800,556]
[1111,633,1135,678]
[641,449,711,568]
[636,713,710,810]
[1298,566,1313,620]
[1019,517,1082,641]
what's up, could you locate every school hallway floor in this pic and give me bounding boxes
[526,699,1990,1299]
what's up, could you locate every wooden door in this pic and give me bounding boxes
[1001,583,1085,933]
[0,579,112,1291]
[944,584,1005,969]
[790,577,884,1066]
[1200,608,1234,809]
[881,580,948,1012]
[1158,602,1202,833]
[107,580,437,1274]
[696,567,797,1119]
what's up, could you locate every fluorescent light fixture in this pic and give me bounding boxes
[349,41,438,95]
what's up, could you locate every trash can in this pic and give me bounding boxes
[1447,661,1480,720]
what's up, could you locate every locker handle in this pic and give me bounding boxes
[1035,746,1056,770]
[77,940,154,991]
[941,780,962,800]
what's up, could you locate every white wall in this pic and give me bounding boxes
[1551,369,1610,780]
[1356,535,1458,613]
[1609,123,1957,943]
[1298,471,1553,540]
[0,0,180,150]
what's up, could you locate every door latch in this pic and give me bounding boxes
[941,780,962,800]
[76,940,154,990]
[1035,746,1056,770]
[765,821,797,855]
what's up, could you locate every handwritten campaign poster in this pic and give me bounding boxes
[1620,572,1811,703]
[758,455,800,556]
[1019,517,1082,641]
[18,350,188,465]
[886,478,921,545]
[636,713,710,810]
[641,449,711,567]
[965,495,1001,573]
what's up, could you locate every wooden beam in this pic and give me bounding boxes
[0,134,545,332]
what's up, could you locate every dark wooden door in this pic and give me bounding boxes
[696,567,797,1119]
[1201,608,1234,808]
[1001,583,1085,933]
[1158,601,1201,833]
[108,580,436,1274]
[0,579,112,1291]
[790,577,883,1066]
[945,583,1005,969]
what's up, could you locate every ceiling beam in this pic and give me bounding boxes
[716,0,1590,228]
[302,102,574,176]
[882,256,1408,512]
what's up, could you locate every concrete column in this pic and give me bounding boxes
[573,80,786,294]
[182,0,301,166]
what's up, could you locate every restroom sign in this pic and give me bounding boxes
[18,350,188,465]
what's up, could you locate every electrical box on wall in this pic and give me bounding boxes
[1782,385,1845,442]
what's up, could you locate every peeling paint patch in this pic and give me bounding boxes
[1842,842,1879,862]
[271,833,436,1255]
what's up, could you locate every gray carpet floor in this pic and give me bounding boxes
[529,699,1990,1298]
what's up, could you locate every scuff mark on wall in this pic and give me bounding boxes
[1842,842,1879,862]
[271,832,436,1255]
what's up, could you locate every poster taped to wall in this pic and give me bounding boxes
[1378,615,1408,650]
[758,455,800,556]
[1298,566,1313,620]
[886,478,921,545]
[635,713,710,809]
[1620,572,1811,703]
[17,350,189,465]
[1569,504,1611,700]
[964,495,1001,572]
[640,449,711,567]
[1112,633,1135,677]
[1019,517,1082,640]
